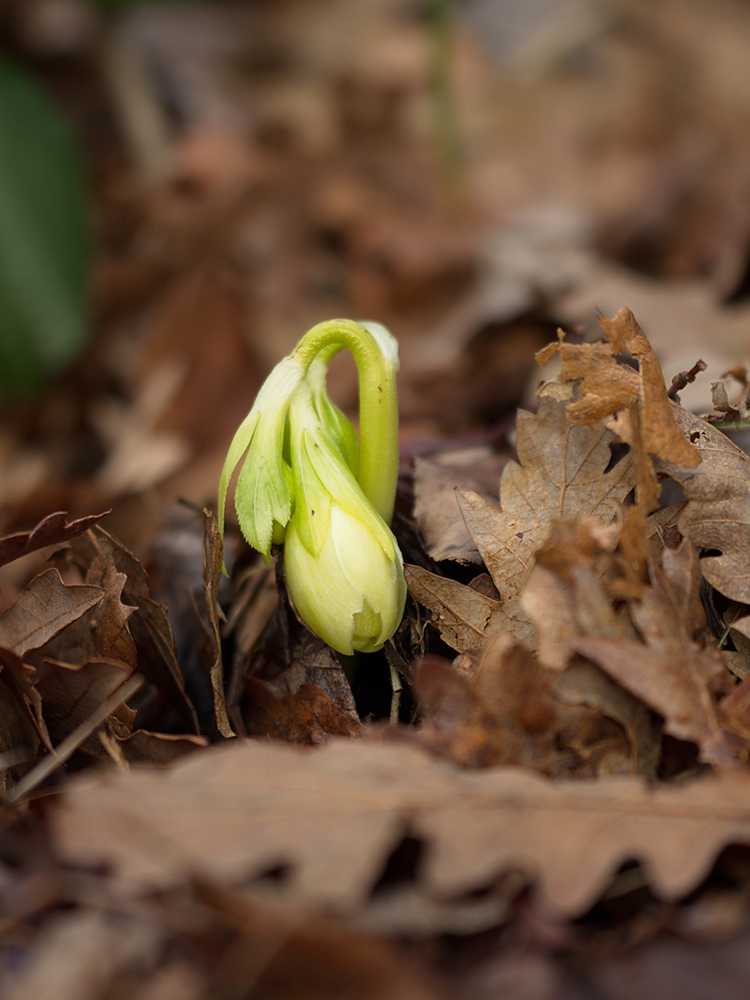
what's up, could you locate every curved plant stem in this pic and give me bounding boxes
[291,319,399,525]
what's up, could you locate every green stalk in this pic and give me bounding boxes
[291,319,399,525]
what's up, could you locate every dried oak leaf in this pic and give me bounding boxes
[52,737,750,919]
[539,307,701,470]
[406,381,635,652]
[656,407,750,604]
[0,510,110,570]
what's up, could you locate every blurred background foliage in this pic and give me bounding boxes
[0,55,88,396]
[0,0,207,397]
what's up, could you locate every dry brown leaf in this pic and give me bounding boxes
[521,516,640,672]
[38,554,137,670]
[52,737,750,919]
[597,307,701,469]
[404,565,534,652]
[245,678,363,745]
[539,309,700,516]
[413,450,505,565]
[113,729,208,767]
[407,381,636,652]
[408,636,631,776]
[66,528,199,734]
[656,408,750,604]
[500,379,635,530]
[0,510,111,570]
[0,569,103,659]
[35,657,134,755]
[572,546,737,769]
[553,659,661,780]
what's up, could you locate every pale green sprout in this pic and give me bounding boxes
[218,319,406,655]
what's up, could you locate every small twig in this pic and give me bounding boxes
[667,359,707,401]
[8,675,143,802]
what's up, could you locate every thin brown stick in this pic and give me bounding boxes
[8,674,143,802]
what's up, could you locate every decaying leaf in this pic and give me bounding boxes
[656,408,750,604]
[500,378,636,529]
[413,450,505,565]
[408,636,634,776]
[404,564,533,652]
[64,527,199,734]
[0,568,103,658]
[38,554,137,670]
[245,678,363,744]
[540,307,701,470]
[52,737,750,920]
[407,380,636,652]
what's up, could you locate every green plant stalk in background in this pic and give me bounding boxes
[218,320,406,656]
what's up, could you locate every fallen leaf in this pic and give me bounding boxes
[408,637,625,775]
[412,450,505,565]
[553,659,661,779]
[51,737,750,919]
[65,528,199,734]
[245,679,363,745]
[499,379,635,530]
[37,554,137,670]
[597,307,701,469]
[404,564,534,651]
[113,729,208,767]
[0,510,110,570]
[0,569,103,658]
[35,657,134,756]
[572,608,736,770]
[656,408,750,604]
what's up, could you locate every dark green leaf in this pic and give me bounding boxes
[0,59,89,396]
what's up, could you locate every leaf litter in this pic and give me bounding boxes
[5,301,750,996]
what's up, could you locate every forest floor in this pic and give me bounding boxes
[4,1,750,997]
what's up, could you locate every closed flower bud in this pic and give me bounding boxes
[283,390,406,654]
[219,318,405,654]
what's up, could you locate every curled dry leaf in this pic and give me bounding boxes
[0,510,111,570]
[540,307,701,470]
[38,554,137,670]
[52,737,750,920]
